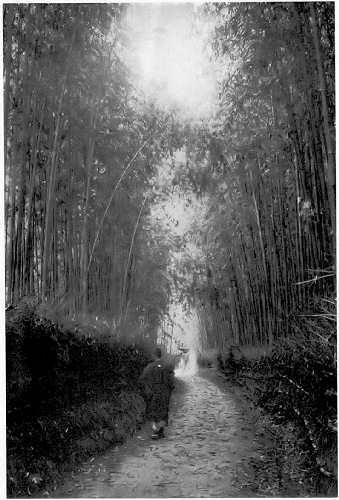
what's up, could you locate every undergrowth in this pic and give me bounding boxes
[197,348,218,368]
[217,298,337,496]
[6,299,153,497]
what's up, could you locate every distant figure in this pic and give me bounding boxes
[138,347,175,439]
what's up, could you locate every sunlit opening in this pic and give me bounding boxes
[125,3,218,119]
[175,349,198,377]
[172,308,200,377]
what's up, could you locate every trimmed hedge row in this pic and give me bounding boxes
[6,301,153,496]
[7,301,151,415]
[218,332,337,495]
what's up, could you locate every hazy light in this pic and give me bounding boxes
[175,350,198,377]
[125,3,217,119]
[174,308,200,377]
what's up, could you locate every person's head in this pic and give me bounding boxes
[154,347,162,359]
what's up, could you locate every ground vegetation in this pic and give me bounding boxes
[4,3,336,496]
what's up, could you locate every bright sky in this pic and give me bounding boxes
[170,302,201,352]
[151,156,208,351]
[125,3,218,119]
[124,4,216,348]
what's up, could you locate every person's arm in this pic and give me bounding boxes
[170,370,175,390]
[138,366,153,399]
[166,366,175,390]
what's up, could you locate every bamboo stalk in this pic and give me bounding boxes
[42,30,76,300]
[119,195,148,326]
[309,3,336,252]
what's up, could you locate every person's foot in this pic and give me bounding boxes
[151,427,165,439]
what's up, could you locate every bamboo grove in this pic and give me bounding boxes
[176,3,335,349]
[4,4,183,340]
[4,3,336,350]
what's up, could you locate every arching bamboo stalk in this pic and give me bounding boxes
[119,194,148,326]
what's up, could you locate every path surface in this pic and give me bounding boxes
[53,371,265,497]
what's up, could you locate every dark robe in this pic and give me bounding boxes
[138,359,175,423]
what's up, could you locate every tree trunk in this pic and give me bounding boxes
[80,112,97,313]
[120,196,148,324]
[41,32,76,301]
[309,3,336,257]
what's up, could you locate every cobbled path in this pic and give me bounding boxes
[53,371,264,497]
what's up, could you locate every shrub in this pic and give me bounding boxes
[217,308,337,495]
[6,299,154,496]
[6,301,152,416]
[197,348,218,367]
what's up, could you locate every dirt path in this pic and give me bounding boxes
[53,371,266,497]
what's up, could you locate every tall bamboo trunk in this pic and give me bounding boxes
[41,32,76,301]
[120,196,148,324]
[80,113,97,313]
[23,99,45,295]
[309,3,336,258]
[250,170,273,346]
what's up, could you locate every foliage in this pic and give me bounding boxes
[217,303,337,495]
[4,4,336,494]
[176,2,335,350]
[6,301,152,414]
[166,8,337,490]
[4,4,181,338]
[7,394,146,497]
[196,348,218,368]
[6,300,154,496]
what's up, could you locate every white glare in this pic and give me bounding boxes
[175,350,198,377]
[125,4,217,119]
[174,309,200,377]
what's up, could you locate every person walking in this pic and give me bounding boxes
[138,347,175,439]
